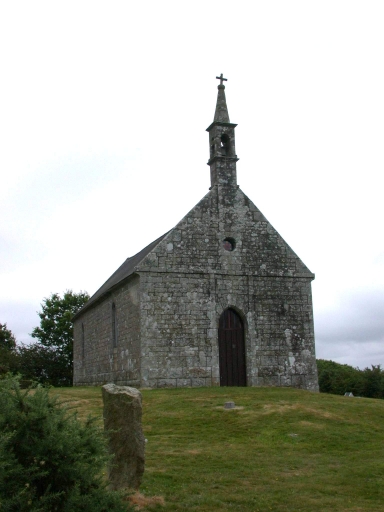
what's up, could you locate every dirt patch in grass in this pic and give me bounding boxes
[299,420,326,429]
[213,406,245,411]
[262,402,341,420]
[127,492,165,510]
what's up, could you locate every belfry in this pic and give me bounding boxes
[207,74,239,189]
[73,77,319,391]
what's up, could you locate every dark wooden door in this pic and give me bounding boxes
[218,309,246,386]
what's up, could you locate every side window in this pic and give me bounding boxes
[112,302,117,347]
[81,323,85,358]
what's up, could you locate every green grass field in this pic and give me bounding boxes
[55,386,384,511]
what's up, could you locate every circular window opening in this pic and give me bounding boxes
[223,237,236,251]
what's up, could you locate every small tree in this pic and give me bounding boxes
[0,375,131,511]
[17,344,71,387]
[0,323,16,351]
[362,365,384,399]
[317,359,384,399]
[31,291,89,385]
[0,323,18,376]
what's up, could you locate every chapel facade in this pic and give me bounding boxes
[73,77,319,391]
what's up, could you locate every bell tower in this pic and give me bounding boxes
[206,74,239,188]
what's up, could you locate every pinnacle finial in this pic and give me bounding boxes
[213,74,230,123]
[216,73,227,86]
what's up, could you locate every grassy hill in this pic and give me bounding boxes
[56,386,384,511]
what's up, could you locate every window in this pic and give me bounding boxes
[81,323,85,358]
[112,303,117,347]
[223,237,236,251]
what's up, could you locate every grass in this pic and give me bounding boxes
[54,386,384,511]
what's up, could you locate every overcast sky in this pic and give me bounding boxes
[1,1,383,369]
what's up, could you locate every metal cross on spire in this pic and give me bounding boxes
[216,73,227,85]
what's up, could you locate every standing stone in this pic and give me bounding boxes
[102,383,145,490]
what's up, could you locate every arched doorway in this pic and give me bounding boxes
[218,308,246,386]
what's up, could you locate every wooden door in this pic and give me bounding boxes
[218,309,246,386]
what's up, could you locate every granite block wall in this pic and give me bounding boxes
[73,184,318,391]
[73,275,141,386]
[138,269,317,390]
[133,182,318,391]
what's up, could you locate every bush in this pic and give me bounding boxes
[317,359,384,399]
[0,347,19,377]
[0,376,131,512]
[16,344,72,387]
[361,365,384,399]
[0,323,16,351]
[0,324,18,376]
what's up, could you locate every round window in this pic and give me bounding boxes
[223,237,236,251]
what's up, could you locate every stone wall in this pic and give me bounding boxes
[135,183,318,391]
[74,182,318,391]
[136,187,312,278]
[73,274,141,386]
[139,270,317,390]
[139,271,212,388]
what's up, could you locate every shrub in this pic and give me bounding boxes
[0,324,18,377]
[317,359,384,399]
[16,343,72,387]
[0,347,19,377]
[0,376,131,512]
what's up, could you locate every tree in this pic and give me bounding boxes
[31,291,89,385]
[0,323,18,376]
[17,344,71,387]
[362,365,384,399]
[317,359,384,399]
[317,359,365,396]
[0,323,16,351]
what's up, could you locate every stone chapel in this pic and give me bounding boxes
[73,76,319,391]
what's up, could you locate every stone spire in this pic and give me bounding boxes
[214,74,230,123]
[207,75,239,188]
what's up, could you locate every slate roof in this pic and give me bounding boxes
[73,231,169,320]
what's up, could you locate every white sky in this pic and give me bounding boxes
[1,1,383,369]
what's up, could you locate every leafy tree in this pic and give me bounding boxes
[317,359,384,399]
[16,344,71,387]
[0,323,18,376]
[317,359,364,396]
[0,323,16,351]
[31,291,89,385]
[362,365,384,399]
[0,375,131,511]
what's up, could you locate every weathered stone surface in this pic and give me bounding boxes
[73,80,319,392]
[102,384,145,490]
